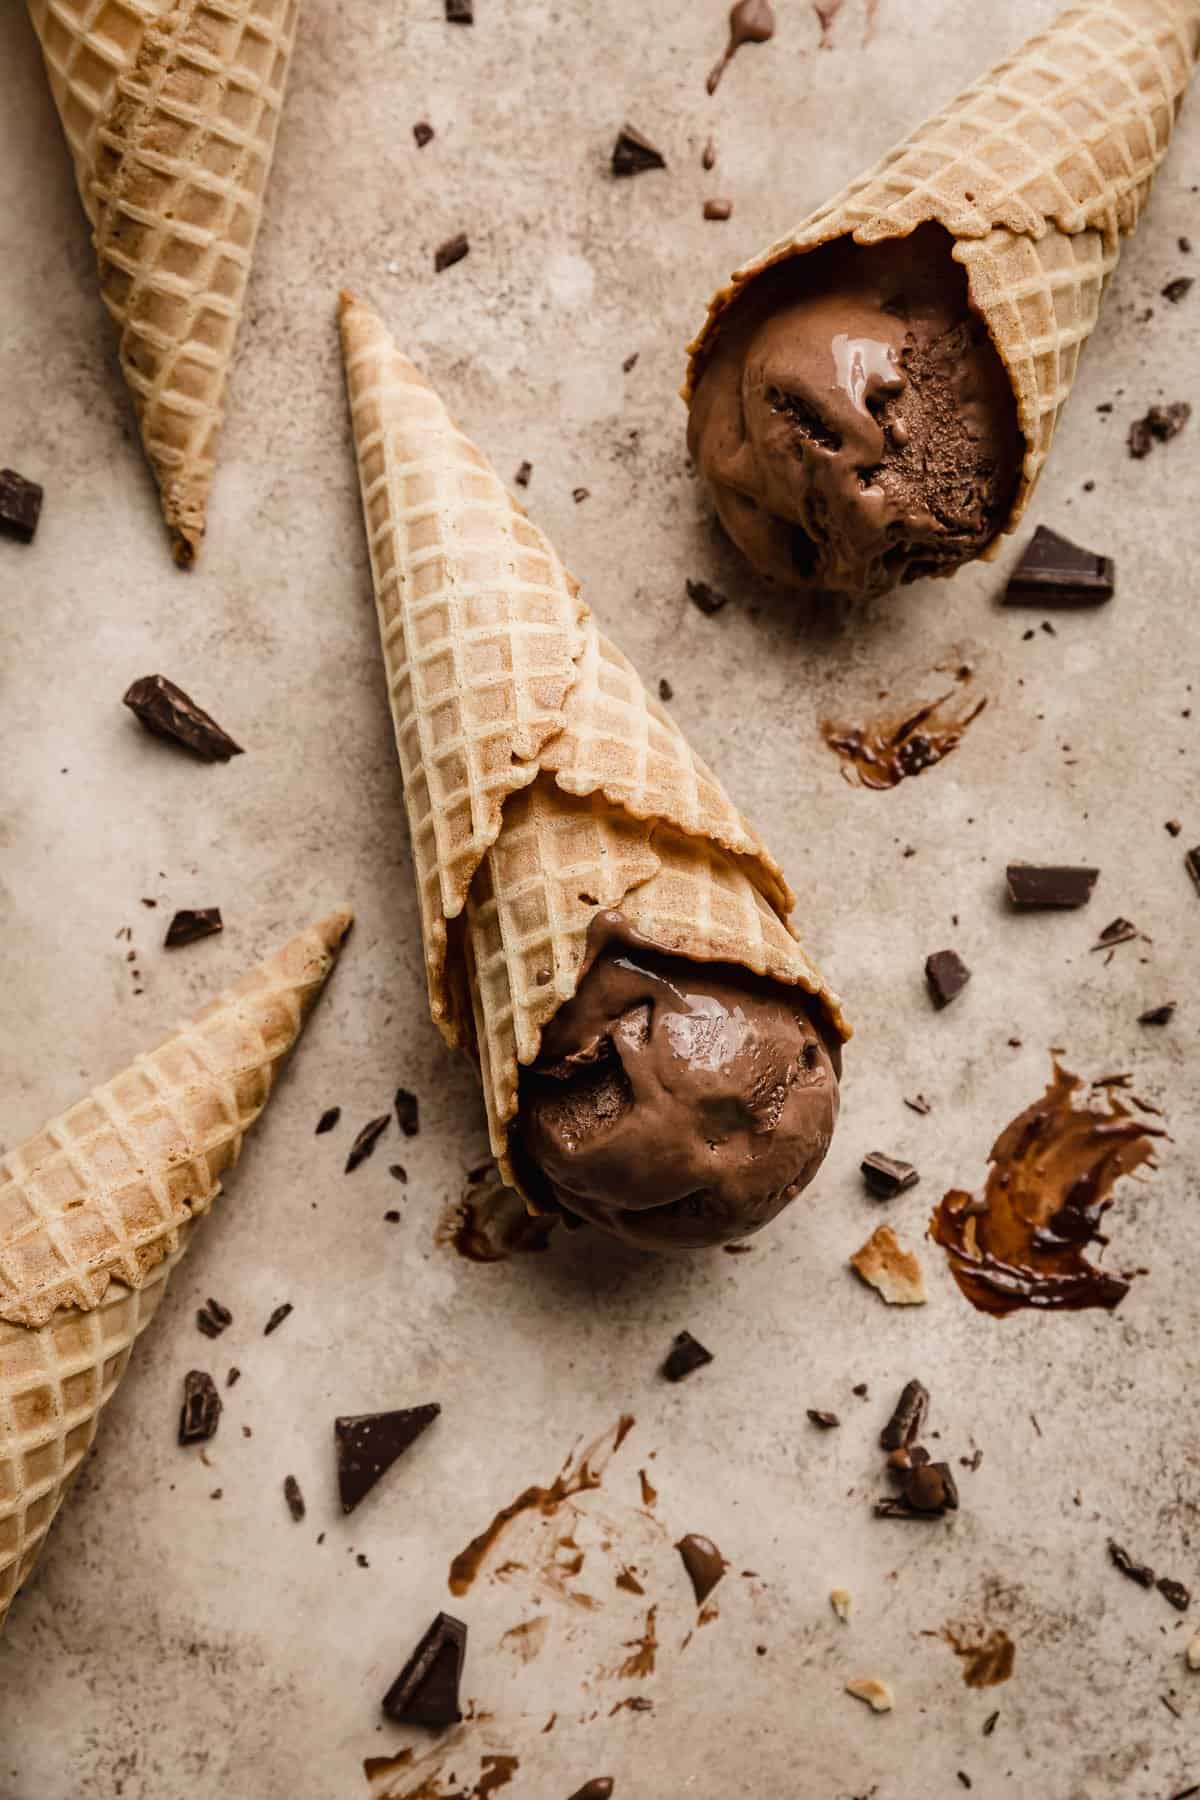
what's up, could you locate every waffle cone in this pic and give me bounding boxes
[27,0,300,564]
[0,908,350,1627]
[339,291,847,1182]
[685,0,1200,536]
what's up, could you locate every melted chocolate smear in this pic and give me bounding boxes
[638,1469,658,1507]
[931,1063,1164,1315]
[941,1625,1016,1689]
[436,1173,557,1263]
[821,666,985,789]
[813,0,845,47]
[707,0,776,93]
[448,1416,634,1595]
[617,1604,658,1678]
[676,1533,728,1605]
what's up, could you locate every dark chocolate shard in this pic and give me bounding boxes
[413,120,434,148]
[1004,525,1114,607]
[611,124,666,177]
[388,1163,407,1182]
[1109,1539,1155,1588]
[315,1106,341,1135]
[434,232,470,273]
[123,675,243,762]
[514,460,532,488]
[1138,1001,1176,1026]
[686,577,728,616]
[1006,863,1098,909]
[226,1367,241,1387]
[394,1088,420,1137]
[675,1533,727,1605]
[196,1298,232,1339]
[861,1152,919,1199]
[880,1379,929,1451]
[925,948,971,1008]
[1162,277,1193,304]
[164,907,223,949]
[622,352,639,373]
[179,1371,221,1445]
[335,1404,441,1514]
[806,1409,840,1430]
[567,1783,615,1800]
[382,1612,468,1728]
[445,0,472,20]
[662,1330,713,1382]
[904,1093,932,1115]
[0,468,44,543]
[346,1114,391,1172]
[1158,1576,1191,1612]
[263,1301,294,1336]
[1128,402,1190,458]
[283,1474,306,1522]
[1091,917,1137,951]
[658,678,673,702]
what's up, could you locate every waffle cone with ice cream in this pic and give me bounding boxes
[685,0,1200,597]
[339,290,848,1251]
[0,908,350,1629]
[26,0,300,564]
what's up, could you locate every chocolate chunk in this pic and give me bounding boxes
[567,1783,615,1800]
[445,0,472,20]
[388,1163,407,1182]
[394,1088,420,1138]
[164,907,223,949]
[611,124,666,177]
[514,460,532,488]
[413,120,434,148]
[1109,1539,1155,1588]
[657,678,673,702]
[861,1152,919,1199]
[806,1409,840,1430]
[384,1209,401,1222]
[0,468,43,543]
[925,948,971,1008]
[896,1458,958,1515]
[283,1474,306,1522]
[226,1367,241,1387]
[701,137,716,171]
[662,1330,713,1382]
[1166,819,1182,837]
[1187,847,1200,895]
[346,1114,390,1172]
[1129,402,1191,458]
[1004,525,1114,607]
[434,232,469,273]
[686,578,727,616]
[1138,1001,1176,1026]
[852,1382,869,1398]
[178,1371,221,1445]
[1091,917,1137,950]
[263,1301,293,1336]
[703,198,733,221]
[315,1106,341,1135]
[335,1404,441,1514]
[1158,1576,1191,1612]
[196,1298,232,1339]
[123,675,243,761]
[1005,864,1098,909]
[675,1533,727,1605]
[382,1612,468,1727]
[1162,277,1194,303]
[880,1379,929,1451]
[622,352,639,373]
[572,486,590,504]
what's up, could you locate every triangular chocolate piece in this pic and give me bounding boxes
[335,1404,440,1514]
[1004,526,1114,606]
[382,1612,467,1728]
[612,124,666,177]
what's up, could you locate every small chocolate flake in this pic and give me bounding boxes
[226,1367,241,1387]
[861,1152,919,1199]
[179,1371,221,1445]
[1159,1576,1191,1612]
[196,1298,232,1338]
[983,1710,999,1736]
[283,1475,306,1522]
[1091,917,1137,950]
[622,352,639,373]
[210,1488,223,1500]
[140,897,157,908]
[382,1612,467,1727]
[611,124,666,177]
[394,1088,420,1138]
[852,1382,869,1397]
[1006,863,1098,910]
[434,232,469,273]
[335,1404,441,1514]
[123,674,242,761]
[686,578,727,616]
[1138,1001,1176,1026]
[1004,525,1114,607]
[263,1301,294,1337]
[413,121,434,147]
[658,678,673,703]
[514,460,532,488]
[346,1114,390,1172]
[701,137,716,170]
[356,1553,369,1568]
[316,1106,341,1135]
[1109,1539,1155,1588]
[572,486,590,504]
[703,197,733,221]
[445,0,472,20]
[384,1209,401,1222]
[0,468,43,543]
[904,1093,932,1115]
[807,1409,840,1430]
[881,1380,929,1452]
[662,1330,714,1382]
[388,1164,408,1182]
[925,948,971,1008]
[164,907,222,949]
[1163,277,1194,304]
[1129,402,1191,458]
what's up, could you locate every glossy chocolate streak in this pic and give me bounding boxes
[821,665,986,789]
[931,1065,1164,1315]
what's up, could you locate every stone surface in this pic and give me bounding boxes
[0,2,1197,1796]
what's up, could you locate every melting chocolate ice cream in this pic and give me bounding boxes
[688,224,1021,598]
[515,916,840,1250]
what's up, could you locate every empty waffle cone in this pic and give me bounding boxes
[685,0,1200,538]
[26,0,301,564]
[339,290,847,1186]
[0,907,350,1628]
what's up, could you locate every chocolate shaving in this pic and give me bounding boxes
[1004,526,1114,607]
[881,1380,929,1452]
[179,1371,221,1445]
[226,1367,241,1387]
[806,1409,840,1430]
[567,1783,615,1800]
[196,1298,232,1339]
[1138,1001,1176,1026]
[1162,277,1194,303]
[394,1088,420,1137]
[572,487,590,504]
[1091,917,1137,951]
[346,1114,390,1172]
[1109,1539,1155,1588]
[658,678,673,702]
[861,1152,919,1199]
[0,468,43,543]
[335,1404,441,1514]
[315,1106,341,1135]
[904,1093,932,1115]
[413,121,434,147]
[382,1612,467,1728]
[1005,863,1098,909]
[164,907,223,949]
[1187,846,1200,895]
[123,675,243,762]
[283,1474,306,1522]
[611,124,666,177]
[686,577,728,616]
[434,232,469,273]
[388,1164,407,1182]
[622,352,639,373]
[263,1302,293,1336]
[925,949,971,1008]
[662,1331,713,1382]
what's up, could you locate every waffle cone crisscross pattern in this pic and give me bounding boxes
[340,292,847,1180]
[27,0,300,563]
[686,0,1200,531]
[0,911,348,1627]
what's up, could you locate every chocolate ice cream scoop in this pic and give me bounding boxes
[687,224,1021,599]
[514,916,840,1250]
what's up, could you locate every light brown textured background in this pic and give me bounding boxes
[1,2,1198,1796]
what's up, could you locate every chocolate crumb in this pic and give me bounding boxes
[983,1711,999,1736]
[196,1298,232,1339]
[852,1383,869,1398]
[686,578,727,616]
[1159,1576,1191,1612]
[861,1152,919,1199]
[611,124,666,177]
[1181,237,1193,253]
[283,1475,306,1522]
[662,1331,713,1382]
[357,1553,369,1568]
[904,1093,932,1115]
[263,1302,294,1337]
[179,1371,221,1445]
[445,0,472,20]
[807,1409,840,1430]
[658,678,673,702]
[0,468,44,543]
[388,1164,407,1182]
[383,1612,467,1727]
[925,948,971,1008]
[1166,819,1182,836]
[413,121,434,148]
[395,1088,420,1137]
[1163,277,1194,304]
[164,907,222,949]
[1129,402,1190,458]
[622,352,639,373]
[384,1209,401,1222]
[957,1777,972,1791]
[703,197,733,221]
[1138,1002,1176,1026]
[316,1107,341,1135]
[346,1114,390,1172]
[434,232,469,273]
[123,674,242,761]
[1109,1539,1155,1588]
[572,487,590,504]
[702,137,716,170]
[226,1367,241,1387]
[514,460,532,488]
